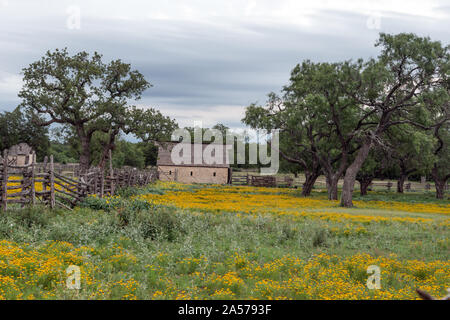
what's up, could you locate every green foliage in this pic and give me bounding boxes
[79,196,123,211]
[79,196,153,212]
[18,48,151,169]
[115,185,164,198]
[138,142,159,167]
[312,228,328,247]
[111,139,146,169]
[384,124,436,178]
[351,191,448,204]
[6,206,57,229]
[131,207,182,241]
[49,141,78,164]
[127,106,178,143]
[0,107,50,160]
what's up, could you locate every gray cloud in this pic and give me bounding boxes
[0,0,448,128]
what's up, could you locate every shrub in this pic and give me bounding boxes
[79,196,117,211]
[115,186,144,198]
[6,206,56,228]
[131,206,183,241]
[79,196,151,212]
[116,186,164,198]
[312,229,328,247]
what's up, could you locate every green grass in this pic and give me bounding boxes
[351,190,449,204]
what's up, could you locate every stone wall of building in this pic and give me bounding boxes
[11,155,31,166]
[158,166,229,184]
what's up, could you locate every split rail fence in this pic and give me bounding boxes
[231,174,292,188]
[0,150,157,211]
[231,173,447,192]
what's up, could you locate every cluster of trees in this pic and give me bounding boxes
[1,34,448,207]
[49,136,159,169]
[243,33,449,206]
[3,48,264,171]
[0,107,164,169]
[16,48,178,171]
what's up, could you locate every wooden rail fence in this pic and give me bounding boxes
[231,174,250,185]
[231,173,448,192]
[0,150,157,211]
[230,174,279,187]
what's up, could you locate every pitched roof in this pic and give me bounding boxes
[156,142,231,168]
[6,143,33,156]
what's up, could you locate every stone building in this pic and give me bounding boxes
[156,142,231,184]
[2,143,34,166]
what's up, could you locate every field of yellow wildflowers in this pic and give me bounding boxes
[0,181,448,300]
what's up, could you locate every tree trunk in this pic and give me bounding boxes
[302,171,320,196]
[431,164,450,199]
[340,139,372,207]
[325,175,339,200]
[358,178,373,196]
[431,166,448,199]
[75,126,93,173]
[397,174,406,193]
[435,181,445,199]
[98,129,119,170]
[319,152,347,201]
[98,149,110,170]
[79,136,91,173]
[98,142,115,170]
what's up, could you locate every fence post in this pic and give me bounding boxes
[93,171,98,196]
[1,150,8,211]
[49,155,55,209]
[127,169,132,186]
[387,181,392,192]
[30,152,36,206]
[109,149,115,196]
[42,156,48,193]
[100,170,105,198]
[145,171,150,185]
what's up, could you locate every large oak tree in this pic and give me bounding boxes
[339,33,448,206]
[19,48,150,171]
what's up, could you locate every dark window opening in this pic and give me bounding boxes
[169,170,172,175]
[213,172,216,177]
[190,171,193,176]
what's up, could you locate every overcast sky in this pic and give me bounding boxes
[0,0,449,129]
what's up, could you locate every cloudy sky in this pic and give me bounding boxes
[0,0,449,129]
